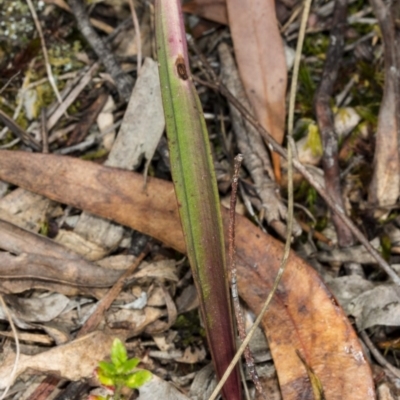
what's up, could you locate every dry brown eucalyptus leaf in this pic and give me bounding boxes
[0,151,375,399]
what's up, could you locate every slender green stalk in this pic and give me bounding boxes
[155,1,241,399]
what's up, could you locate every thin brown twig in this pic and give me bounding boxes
[105,18,133,44]
[41,109,49,154]
[360,330,400,380]
[188,36,217,83]
[77,247,149,337]
[67,0,134,102]
[314,0,353,248]
[228,154,262,395]
[193,76,400,286]
[0,109,41,151]
[0,71,20,96]
[298,220,333,246]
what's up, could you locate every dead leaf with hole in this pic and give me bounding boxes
[226,0,287,182]
[0,151,375,399]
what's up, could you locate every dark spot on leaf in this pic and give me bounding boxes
[175,55,188,80]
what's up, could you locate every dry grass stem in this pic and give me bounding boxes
[26,0,63,105]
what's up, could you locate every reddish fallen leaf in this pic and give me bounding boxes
[226,0,287,182]
[0,151,375,399]
[182,0,228,25]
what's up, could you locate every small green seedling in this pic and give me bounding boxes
[91,338,152,400]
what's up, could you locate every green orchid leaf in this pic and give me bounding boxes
[155,1,241,399]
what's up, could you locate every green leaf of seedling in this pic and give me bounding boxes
[120,357,141,374]
[97,367,116,388]
[98,361,117,376]
[124,370,152,389]
[111,338,128,367]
